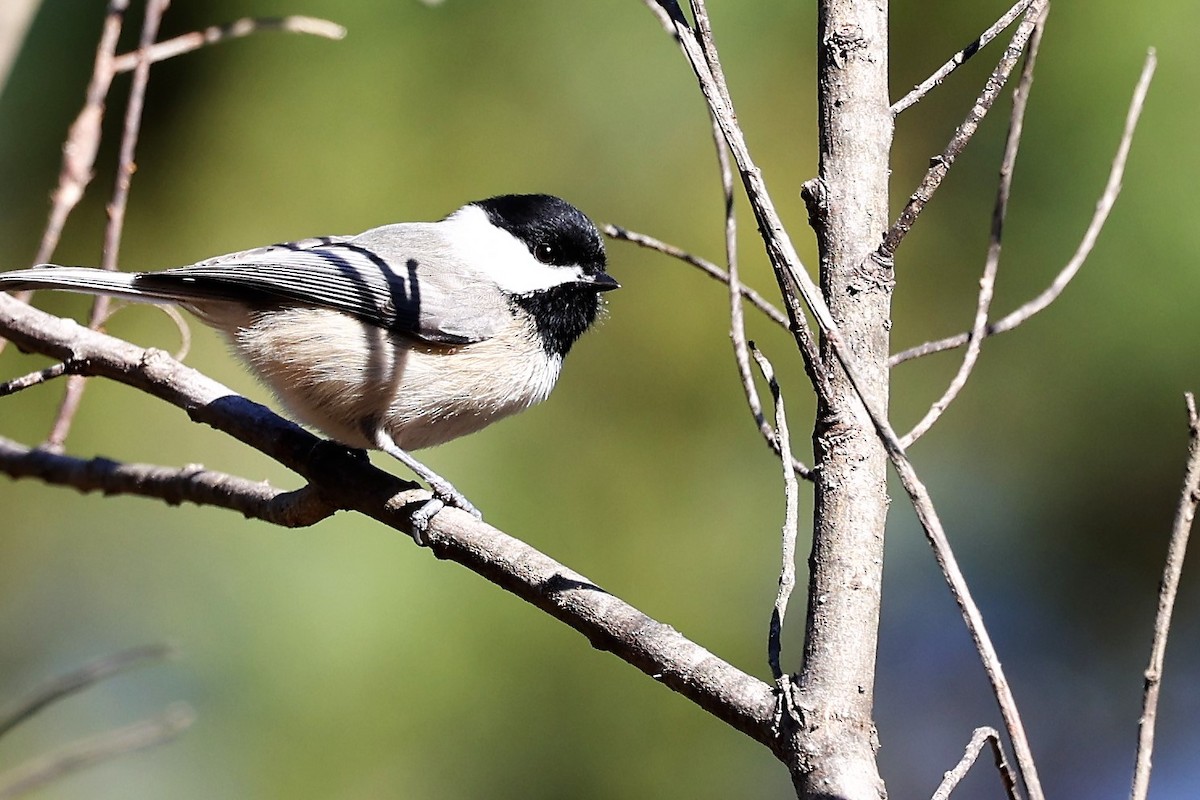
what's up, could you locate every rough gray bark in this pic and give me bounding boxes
[791,0,893,797]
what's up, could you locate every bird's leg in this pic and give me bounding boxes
[372,429,481,544]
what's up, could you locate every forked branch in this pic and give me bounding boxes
[891,48,1157,368]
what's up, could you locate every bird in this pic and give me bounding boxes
[0,193,619,534]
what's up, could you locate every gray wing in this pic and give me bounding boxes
[138,226,502,345]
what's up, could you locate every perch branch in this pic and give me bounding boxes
[0,292,779,745]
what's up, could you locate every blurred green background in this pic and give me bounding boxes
[1,1,1197,797]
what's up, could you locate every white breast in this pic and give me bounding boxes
[211,306,562,451]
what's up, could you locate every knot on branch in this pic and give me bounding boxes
[800,178,829,233]
[823,24,866,68]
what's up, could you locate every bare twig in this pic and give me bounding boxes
[0,362,74,397]
[0,435,338,527]
[890,48,1157,367]
[901,12,1046,448]
[0,644,174,739]
[879,1,1046,263]
[1130,393,1200,800]
[710,111,814,481]
[46,0,168,451]
[750,345,799,682]
[110,15,345,71]
[0,706,194,800]
[644,0,833,404]
[601,225,790,330]
[645,3,1045,795]
[931,727,1021,800]
[892,0,1034,115]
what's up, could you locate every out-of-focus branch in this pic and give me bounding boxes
[0,707,194,800]
[29,0,128,271]
[0,644,174,739]
[46,0,168,451]
[1130,393,1200,800]
[0,645,188,799]
[0,0,42,92]
[890,48,1156,368]
[110,15,345,71]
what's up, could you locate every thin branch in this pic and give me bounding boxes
[709,110,814,481]
[931,727,1021,800]
[645,3,1046,794]
[110,15,346,71]
[0,644,174,739]
[601,225,790,330]
[601,224,811,478]
[645,0,833,408]
[879,0,1047,263]
[0,706,194,800]
[890,48,1157,367]
[1130,393,1200,800]
[46,0,168,451]
[750,344,799,682]
[901,12,1046,448]
[892,0,1034,115]
[0,362,75,397]
[0,293,780,744]
[0,435,338,527]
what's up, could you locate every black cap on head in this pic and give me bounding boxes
[473,194,608,278]
[472,194,616,358]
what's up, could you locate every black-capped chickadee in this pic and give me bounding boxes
[0,194,618,530]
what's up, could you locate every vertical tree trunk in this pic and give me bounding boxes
[791,1,893,797]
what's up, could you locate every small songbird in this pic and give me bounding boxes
[0,193,619,530]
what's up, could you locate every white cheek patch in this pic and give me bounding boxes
[443,204,585,295]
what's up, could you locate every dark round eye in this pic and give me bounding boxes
[533,242,557,264]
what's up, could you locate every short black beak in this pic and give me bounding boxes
[582,272,620,291]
